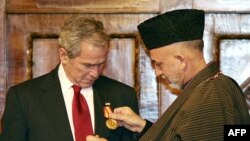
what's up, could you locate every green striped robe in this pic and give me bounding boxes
[139,61,250,141]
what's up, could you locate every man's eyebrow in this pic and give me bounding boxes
[82,61,106,66]
[151,60,159,64]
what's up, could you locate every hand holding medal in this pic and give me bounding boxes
[104,103,118,130]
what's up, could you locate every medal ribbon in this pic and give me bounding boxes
[104,104,113,118]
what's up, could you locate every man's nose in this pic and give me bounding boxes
[90,66,100,78]
[155,68,163,77]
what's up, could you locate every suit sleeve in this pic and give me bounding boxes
[127,88,154,141]
[128,88,139,114]
[0,87,27,141]
[133,119,153,140]
[120,87,142,141]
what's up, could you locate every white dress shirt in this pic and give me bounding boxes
[58,64,95,140]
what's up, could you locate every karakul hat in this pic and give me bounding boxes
[137,9,205,50]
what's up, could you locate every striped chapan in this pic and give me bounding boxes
[139,61,250,141]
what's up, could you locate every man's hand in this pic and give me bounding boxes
[86,135,107,141]
[109,106,146,133]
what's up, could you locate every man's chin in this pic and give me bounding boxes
[80,81,94,88]
[160,78,182,95]
[169,83,181,90]
[167,83,182,95]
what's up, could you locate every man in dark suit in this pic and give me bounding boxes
[0,16,138,141]
[110,9,250,141]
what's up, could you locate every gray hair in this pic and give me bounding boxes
[181,39,204,52]
[58,16,109,58]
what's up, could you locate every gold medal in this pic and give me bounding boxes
[106,118,117,130]
[104,103,117,130]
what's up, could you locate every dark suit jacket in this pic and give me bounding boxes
[0,66,139,141]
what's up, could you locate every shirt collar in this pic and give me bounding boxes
[58,63,73,91]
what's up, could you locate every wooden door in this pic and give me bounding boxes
[1,0,250,132]
[0,0,160,128]
[158,0,250,115]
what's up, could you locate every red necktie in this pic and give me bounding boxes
[72,85,93,141]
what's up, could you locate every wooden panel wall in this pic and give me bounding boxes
[0,0,6,120]
[1,0,160,127]
[1,0,250,131]
[6,0,159,13]
[159,0,250,115]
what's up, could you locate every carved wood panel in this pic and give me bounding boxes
[32,39,60,78]
[4,13,158,124]
[158,1,250,115]
[6,0,159,13]
[1,0,250,132]
[207,14,250,112]
[0,0,6,122]
[0,0,161,129]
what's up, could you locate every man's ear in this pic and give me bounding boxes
[175,54,186,70]
[59,48,68,63]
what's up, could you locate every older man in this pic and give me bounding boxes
[110,9,250,141]
[0,16,139,141]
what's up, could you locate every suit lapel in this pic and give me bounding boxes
[38,71,113,140]
[38,67,73,141]
[93,84,110,139]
